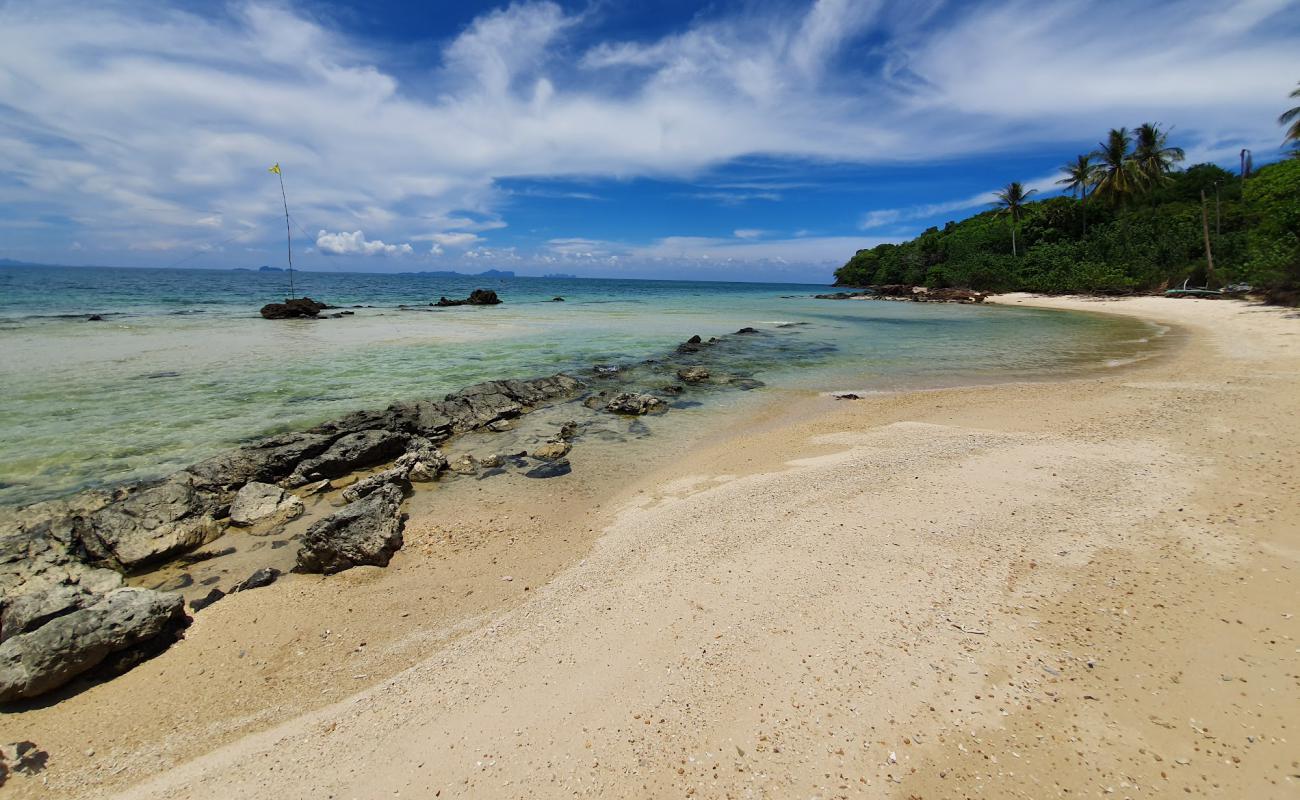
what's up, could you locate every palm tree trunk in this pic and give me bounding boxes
[1011,223,1017,258]
[1081,190,1088,236]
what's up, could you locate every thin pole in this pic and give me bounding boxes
[277,168,294,299]
[1200,189,1215,286]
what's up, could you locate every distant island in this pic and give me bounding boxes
[399,269,515,278]
[230,265,284,272]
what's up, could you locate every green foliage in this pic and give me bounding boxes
[835,159,1300,294]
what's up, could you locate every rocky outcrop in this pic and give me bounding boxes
[815,285,988,304]
[434,289,501,307]
[605,393,666,415]
[228,482,303,527]
[296,485,405,574]
[259,297,328,320]
[188,432,335,491]
[0,587,185,702]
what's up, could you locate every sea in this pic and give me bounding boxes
[0,264,1167,508]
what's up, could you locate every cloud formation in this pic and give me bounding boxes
[0,0,1295,274]
[315,230,413,256]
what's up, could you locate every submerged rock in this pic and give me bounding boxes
[524,460,572,479]
[605,393,667,416]
[0,587,186,702]
[531,440,572,461]
[259,297,328,320]
[677,366,710,383]
[296,484,405,574]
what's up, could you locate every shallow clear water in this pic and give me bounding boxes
[0,265,1163,507]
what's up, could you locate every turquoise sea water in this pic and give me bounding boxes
[0,265,1164,507]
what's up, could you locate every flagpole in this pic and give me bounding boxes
[274,164,295,299]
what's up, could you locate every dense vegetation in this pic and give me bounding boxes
[836,123,1300,297]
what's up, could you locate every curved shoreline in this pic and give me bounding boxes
[4,295,1295,799]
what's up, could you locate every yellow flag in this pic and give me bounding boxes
[268,163,281,174]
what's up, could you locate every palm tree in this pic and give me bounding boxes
[1132,122,1185,188]
[1091,128,1140,207]
[1056,154,1098,235]
[1281,82,1300,153]
[993,181,1037,257]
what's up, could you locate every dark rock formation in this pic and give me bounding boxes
[434,289,501,307]
[189,588,224,612]
[551,296,565,302]
[87,315,104,322]
[296,484,405,574]
[259,297,328,320]
[676,334,706,354]
[0,587,186,702]
[289,430,409,485]
[735,327,759,335]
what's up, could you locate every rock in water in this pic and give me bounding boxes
[531,440,572,460]
[296,484,405,574]
[228,482,303,527]
[433,289,502,307]
[604,393,666,415]
[0,588,186,702]
[676,366,710,383]
[259,297,328,320]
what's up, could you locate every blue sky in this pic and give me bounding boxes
[1,0,1297,282]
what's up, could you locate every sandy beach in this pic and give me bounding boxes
[6,294,1298,799]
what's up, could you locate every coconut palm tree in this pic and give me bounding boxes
[1132,122,1185,188]
[1056,154,1098,235]
[993,181,1037,257]
[1281,82,1300,153]
[1091,128,1140,207]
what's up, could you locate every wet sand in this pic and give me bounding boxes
[5,295,1297,799]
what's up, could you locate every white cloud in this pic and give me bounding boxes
[315,230,413,256]
[733,229,767,239]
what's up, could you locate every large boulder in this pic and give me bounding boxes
[259,297,328,320]
[296,485,405,574]
[0,587,186,702]
[228,482,303,527]
[289,430,408,485]
[604,393,667,416]
[340,467,410,504]
[80,473,222,570]
[394,437,447,482]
